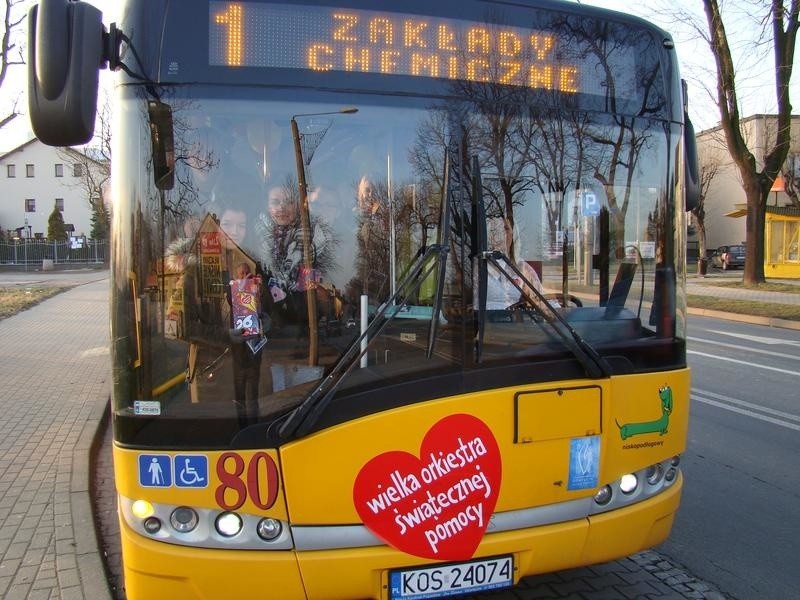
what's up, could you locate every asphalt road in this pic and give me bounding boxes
[658,315,800,600]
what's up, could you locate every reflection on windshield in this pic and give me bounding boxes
[116,90,681,444]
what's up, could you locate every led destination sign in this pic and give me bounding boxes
[209,2,595,93]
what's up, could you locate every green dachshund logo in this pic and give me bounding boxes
[616,385,673,441]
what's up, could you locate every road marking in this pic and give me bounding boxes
[688,350,800,377]
[705,330,800,347]
[688,336,800,361]
[693,388,800,423]
[692,392,800,432]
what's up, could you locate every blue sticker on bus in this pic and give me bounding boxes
[138,454,172,487]
[568,436,600,490]
[174,455,209,488]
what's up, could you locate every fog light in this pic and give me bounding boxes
[257,517,282,541]
[170,507,198,533]
[619,473,638,494]
[645,464,664,485]
[665,467,677,482]
[143,517,161,534]
[132,500,154,519]
[215,512,243,537]
[593,485,612,506]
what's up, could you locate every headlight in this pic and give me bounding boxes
[619,473,638,494]
[257,517,283,541]
[645,464,664,485]
[593,485,612,505]
[143,517,162,534]
[132,499,154,519]
[215,512,243,537]
[170,506,199,533]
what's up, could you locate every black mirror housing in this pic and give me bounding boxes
[683,114,701,212]
[28,0,104,146]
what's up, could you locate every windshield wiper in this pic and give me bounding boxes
[276,242,447,440]
[479,250,613,378]
[425,154,453,359]
[473,156,488,362]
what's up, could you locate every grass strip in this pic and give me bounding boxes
[0,286,67,320]
[693,280,800,293]
[687,294,800,321]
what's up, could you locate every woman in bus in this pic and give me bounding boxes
[255,181,337,328]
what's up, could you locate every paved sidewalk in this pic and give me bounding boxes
[0,274,112,600]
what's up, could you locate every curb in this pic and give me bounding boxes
[72,389,114,600]
[687,306,800,330]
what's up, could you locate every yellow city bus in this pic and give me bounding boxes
[29,0,699,598]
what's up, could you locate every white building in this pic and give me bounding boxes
[694,114,800,251]
[0,138,106,239]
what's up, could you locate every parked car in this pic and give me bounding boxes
[324,319,343,337]
[710,244,746,270]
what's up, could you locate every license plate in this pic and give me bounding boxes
[389,555,513,599]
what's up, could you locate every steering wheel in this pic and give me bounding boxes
[541,293,583,308]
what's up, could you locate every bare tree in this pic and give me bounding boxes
[692,155,721,274]
[780,153,800,207]
[702,0,799,284]
[0,0,26,128]
[57,95,112,240]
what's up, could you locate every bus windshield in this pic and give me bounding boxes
[112,86,684,448]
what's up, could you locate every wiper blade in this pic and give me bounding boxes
[277,244,446,440]
[482,250,613,379]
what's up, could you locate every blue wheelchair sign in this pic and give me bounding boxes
[581,191,601,217]
[174,455,208,488]
[138,454,172,487]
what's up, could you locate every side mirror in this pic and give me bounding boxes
[684,114,701,212]
[28,0,105,146]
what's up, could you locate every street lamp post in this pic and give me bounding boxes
[291,107,357,366]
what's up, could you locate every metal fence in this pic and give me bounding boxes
[0,239,108,267]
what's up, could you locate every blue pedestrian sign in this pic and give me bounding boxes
[139,454,172,487]
[175,455,209,488]
[581,191,601,217]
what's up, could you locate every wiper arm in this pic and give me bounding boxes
[426,154,453,359]
[481,250,613,378]
[277,244,446,440]
[473,155,488,363]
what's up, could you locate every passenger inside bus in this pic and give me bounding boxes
[226,261,268,428]
[254,180,337,330]
[181,178,265,409]
[483,216,543,319]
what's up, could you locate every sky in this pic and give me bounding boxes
[1,0,797,152]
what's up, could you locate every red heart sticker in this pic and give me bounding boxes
[353,413,502,561]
